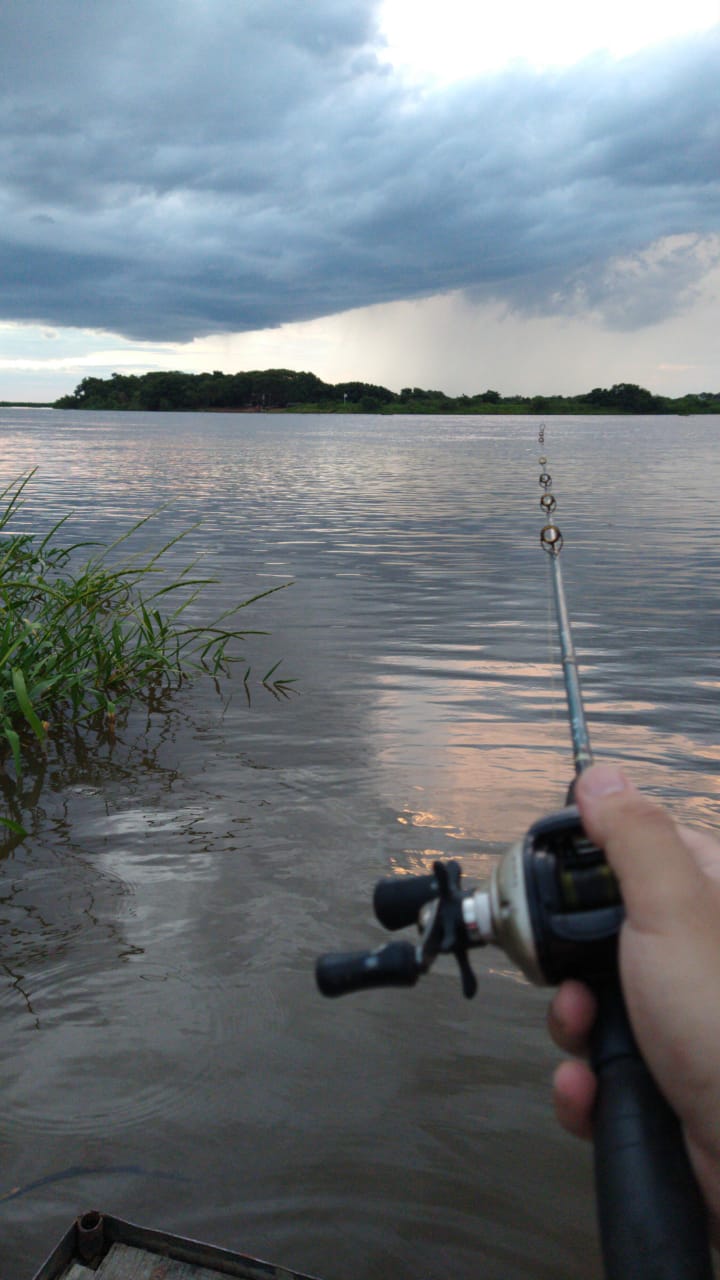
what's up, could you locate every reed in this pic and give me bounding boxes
[0,470,292,778]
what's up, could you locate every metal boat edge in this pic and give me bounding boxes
[31,1209,322,1280]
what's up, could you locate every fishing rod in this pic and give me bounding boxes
[537,435,592,781]
[316,428,713,1279]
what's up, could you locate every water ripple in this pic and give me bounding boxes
[2,411,719,1280]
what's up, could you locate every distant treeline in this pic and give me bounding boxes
[0,400,54,408]
[54,370,720,415]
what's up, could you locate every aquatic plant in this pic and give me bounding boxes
[0,470,292,779]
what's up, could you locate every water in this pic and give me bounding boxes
[0,409,718,1279]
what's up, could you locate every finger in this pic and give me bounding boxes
[575,765,706,932]
[547,980,597,1055]
[553,1059,596,1140]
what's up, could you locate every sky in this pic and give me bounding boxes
[1,0,718,403]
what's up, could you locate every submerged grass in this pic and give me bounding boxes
[0,470,293,781]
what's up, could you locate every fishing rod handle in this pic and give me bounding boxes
[590,981,713,1280]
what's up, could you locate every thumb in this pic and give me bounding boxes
[575,764,704,933]
[575,763,720,1161]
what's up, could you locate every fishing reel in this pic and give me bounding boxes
[316,805,623,998]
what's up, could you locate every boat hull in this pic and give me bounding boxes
[32,1210,322,1280]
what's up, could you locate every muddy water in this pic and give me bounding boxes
[1,410,718,1279]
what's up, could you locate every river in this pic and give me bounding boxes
[1,409,718,1279]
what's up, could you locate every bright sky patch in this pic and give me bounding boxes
[379,0,719,79]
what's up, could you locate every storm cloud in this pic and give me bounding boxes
[1,0,718,342]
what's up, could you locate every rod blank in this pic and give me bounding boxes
[548,550,593,775]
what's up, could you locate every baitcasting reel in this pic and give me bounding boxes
[316,804,714,1280]
[316,804,623,998]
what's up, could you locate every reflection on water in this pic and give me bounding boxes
[0,409,719,1279]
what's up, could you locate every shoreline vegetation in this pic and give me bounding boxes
[0,470,292,790]
[35,370,720,415]
[0,400,56,409]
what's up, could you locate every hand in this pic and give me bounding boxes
[548,763,720,1242]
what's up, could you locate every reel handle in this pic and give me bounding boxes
[315,941,420,997]
[590,982,713,1279]
[373,873,439,930]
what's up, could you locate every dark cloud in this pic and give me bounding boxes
[1,0,718,340]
